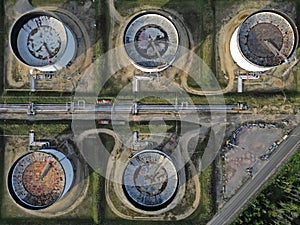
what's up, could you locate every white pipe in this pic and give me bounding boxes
[29,131,49,148]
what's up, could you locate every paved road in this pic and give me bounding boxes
[208,125,300,225]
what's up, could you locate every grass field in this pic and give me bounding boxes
[115,0,169,15]
[129,120,176,133]
[197,166,214,223]
[91,171,100,224]
[288,0,300,92]
[99,133,115,153]
[0,96,72,104]
[94,0,109,55]
[0,120,70,136]
[186,135,215,224]
[30,0,68,7]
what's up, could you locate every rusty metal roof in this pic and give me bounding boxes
[10,151,65,208]
[238,10,298,67]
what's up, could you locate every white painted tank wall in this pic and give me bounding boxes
[11,11,76,72]
[230,28,271,72]
[37,26,76,72]
[39,149,74,197]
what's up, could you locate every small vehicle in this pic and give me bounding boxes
[96,99,111,104]
[98,120,110,125]
[260,154,269,161]
[27,102,36,115]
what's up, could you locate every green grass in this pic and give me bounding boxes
[186,134,214,224]
[294,49,300,92]
[98,76,131,97]
[224,92,299,111]
[30,0,69,7]
[201,34,214,71]
[0,96,72,104]
[115,0,169,16]
[129,120,176,133]
[93,0,110,92]
[91,172,100,224]
[198,166,214,223]
[100,0,110,52]
[0,120,70,136]
[7,0,18,5]
[1,90,74,104]
[99,133,115,153]
[295,0,300,93]
[94,0,106,55]
[172,167,214,225]
[138,96,173,104]
[169,0,217,91]
[187,76,202,91]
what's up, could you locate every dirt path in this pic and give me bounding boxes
[108,0,123,22]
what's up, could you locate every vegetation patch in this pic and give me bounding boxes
[186,134,214,224]
[91,171,100,224]
[115,0,169,16]
[30,0,67,7]
[0,120,70,136]
[232,150,300,224]
[99,133,115,153]
[294,49,300,93]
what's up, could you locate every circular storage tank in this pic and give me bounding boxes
[124,13,179,73]
[122,150,178,211]
[230,10,298,72]
[10,10,76,72]
[7,149,74,210]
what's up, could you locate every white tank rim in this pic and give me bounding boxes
[9,9,76,72]
[230,27,272,72]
